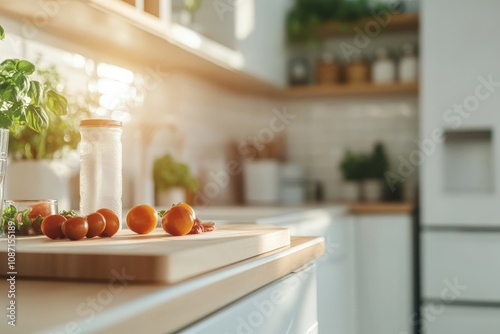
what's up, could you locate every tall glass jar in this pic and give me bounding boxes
[0,128,8,218]
[79,119,122,228]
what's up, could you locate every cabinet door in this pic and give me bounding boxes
[422,231,500,302]
[181,264,318,334]
[422,305,500,334]
[354,214,413,334]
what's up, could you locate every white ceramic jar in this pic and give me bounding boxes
[398,43,418,82]
[371,47,396,84]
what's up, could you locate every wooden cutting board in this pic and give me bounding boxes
[0,224,289,283]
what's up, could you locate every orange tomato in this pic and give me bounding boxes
[86,212,106,238]
[126,205,157,234]
[162,203,195,236]
[97,208,120,237]
[61,217,88,241]
[28,202,53,219]
[41,214,67,240]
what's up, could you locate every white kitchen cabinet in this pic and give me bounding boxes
[353,214,414,334]
[422,305,500,334]
[181,264,319,334]
[422,231,500,302]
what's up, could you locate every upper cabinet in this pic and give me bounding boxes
[0,0,286,96]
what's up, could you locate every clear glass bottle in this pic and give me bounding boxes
[79,119,122,227]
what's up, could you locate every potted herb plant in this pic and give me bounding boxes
[339,150,368,201]
[153,154,198,206]
[5,62,92,209]
[364,142,389,202]
[0,25,67,214]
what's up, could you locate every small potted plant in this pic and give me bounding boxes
[0,25,67,214]
[6,63,93,209]
[339,150,368,201]
[153,154,198,206]
[364,142,389,202]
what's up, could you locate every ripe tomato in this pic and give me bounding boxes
[97,208,120,237]
[28,202,53,219]
[86,212,106,238]
[62,217,89,241]
[126,205,157,234]
[162,203,195,236]
[41,214,67,240]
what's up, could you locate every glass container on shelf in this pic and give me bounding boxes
[316,52,340,85]
[398,43,418,83]
[371,47,396,84]
[346,55,370,84]
[288,58,310,86]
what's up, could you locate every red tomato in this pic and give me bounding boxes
[126,205,157,234]
[28,202,53,219]
[86,212,106,238]
[162,203,195,236]
[61,217,88,241]
[97,208,120,237]
[41,214,67,240]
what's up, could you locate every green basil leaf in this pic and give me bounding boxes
[12,72,29,95]
[2,84,19,103]
[1,59,17,74]
[0,112,13,130]
[16,60,35,75]
[26,105,49,132]
[0,26,5,40]
[27,80,43,105]
[45,89,68,116]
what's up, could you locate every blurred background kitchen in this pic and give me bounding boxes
[1,0,500,333]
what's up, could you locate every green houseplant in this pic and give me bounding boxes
[153,154,198,206]
[8,63,93,160]
[339,150,369,201]
[364,142,389,201]
[0,25,67,232]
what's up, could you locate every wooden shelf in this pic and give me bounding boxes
[322,13,419,37]
[0,0,283,97]
[285,82,418,98]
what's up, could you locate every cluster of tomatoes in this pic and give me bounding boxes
[40,203,214,241]
[126,203,215,236]
[41,208,120,240]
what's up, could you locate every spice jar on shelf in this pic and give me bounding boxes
[316,52,340,85]
[398,43,418,83]
[288,58,310,86]
[371,47,396,84]
[345,56,369,84]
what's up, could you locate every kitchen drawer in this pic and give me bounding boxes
[180,264,318,334]
[422,231,500,301]
[422,305,500,334]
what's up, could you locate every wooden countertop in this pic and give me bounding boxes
[348,202,414,214]
[0,236,324,334]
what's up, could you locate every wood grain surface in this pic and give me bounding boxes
[0,224,290,283]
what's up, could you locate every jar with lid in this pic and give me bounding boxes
[79,119,123,227]
[371,47,396,84]
[288,58,310,86]
[398,43,418,83]
[345,55,369,84]
[316,52,340,85]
